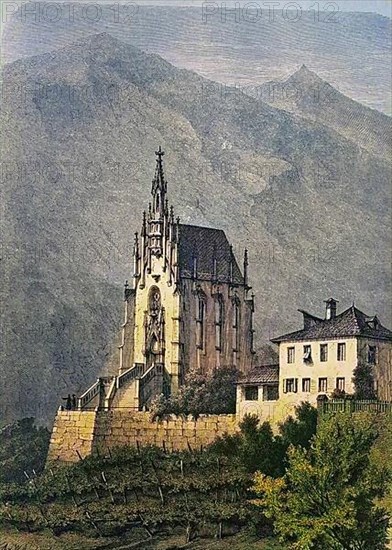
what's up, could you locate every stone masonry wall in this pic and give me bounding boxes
[47,410,98,462]
[47,410,238,463]
[94,411,237,454]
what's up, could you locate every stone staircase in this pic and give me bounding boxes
[78,363,167,411]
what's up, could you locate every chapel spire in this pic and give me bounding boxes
[151,146,167,216]
[148,146,168,256]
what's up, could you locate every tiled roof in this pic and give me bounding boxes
[237,364,279,385]
[177,224,244,284]
[271,306,392,343]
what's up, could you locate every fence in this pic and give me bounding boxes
[319,399,392,415]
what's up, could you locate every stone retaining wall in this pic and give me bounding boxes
[47,410,238,463]
[47,410,98,462]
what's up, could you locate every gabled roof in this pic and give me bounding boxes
[237,364,279,385]
[271,306,392,343]
[177,224,244,284]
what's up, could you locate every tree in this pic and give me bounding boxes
[352,362,377,400]
[0,418,51,484]
[278,402,318,450]
[253,413,389,549]
[210,414,285,477]
[210,404,318,478]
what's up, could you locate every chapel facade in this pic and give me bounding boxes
[78,148,255,411]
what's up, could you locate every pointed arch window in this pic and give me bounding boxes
[215,297,224,351]
[196,293,206,350]
[232,301,240,352]
[250,319,254,355]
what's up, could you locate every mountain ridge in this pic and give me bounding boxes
[3,6,391,113]
[253,64,391,158]
[0,34,390,425]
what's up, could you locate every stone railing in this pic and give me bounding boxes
[117,363,146,389]
[139,363,164,409]
[77,363,164,412]
[104,377,117,410]
[78,379,101,409]
[78,376,114,410]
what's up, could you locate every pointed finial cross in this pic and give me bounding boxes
[155,146,165,161]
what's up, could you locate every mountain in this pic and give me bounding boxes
[255,65,392,158]
[3,6,391,114]
[1,33,391,424]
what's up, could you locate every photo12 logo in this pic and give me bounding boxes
[202,1,340,23]
[2,2,139,24]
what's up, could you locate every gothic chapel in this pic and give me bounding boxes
[78,148,256,411]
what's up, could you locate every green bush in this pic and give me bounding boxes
[0,418,50,484]
[150,366,239,420]
[210,403,318,477]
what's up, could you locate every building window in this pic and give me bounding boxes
[287,347,295,363]
[283,378,298,393]
[232,302,240,352]
[337,343,346,361]
[320,344,328,362]
[244,386,258,401]
[303,344,312,363]
[336,377,345,391]
[196,296,206,350]
[250,308,255,354]
[318,377,328,392]
[368,345,376,364]
[302,378,311,392]
[263,385,279,401]
[192,256,198,278]
[215,298,224,351]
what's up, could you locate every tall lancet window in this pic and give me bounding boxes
[232,301,240,352]
[215,297,224,351]
[196,294,206,350]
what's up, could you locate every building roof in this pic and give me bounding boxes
[177,224,244,284]
[271,305,392,343]
[237,364,279,385]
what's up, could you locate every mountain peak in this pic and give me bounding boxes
[295,64,320,77]
[287,64,325,86]
[74,32,130,49]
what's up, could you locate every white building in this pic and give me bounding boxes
[237,299,392,424]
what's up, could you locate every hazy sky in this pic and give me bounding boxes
[120,1,392,17]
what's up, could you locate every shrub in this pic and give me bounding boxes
[352,362,377,400]
[150,366,239,420]
[0,418,50,484]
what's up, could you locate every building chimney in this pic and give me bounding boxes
[324,298,338,320]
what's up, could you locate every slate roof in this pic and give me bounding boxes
[177,224,244,284]
[271,306,392,343]
[237,365,279,385]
